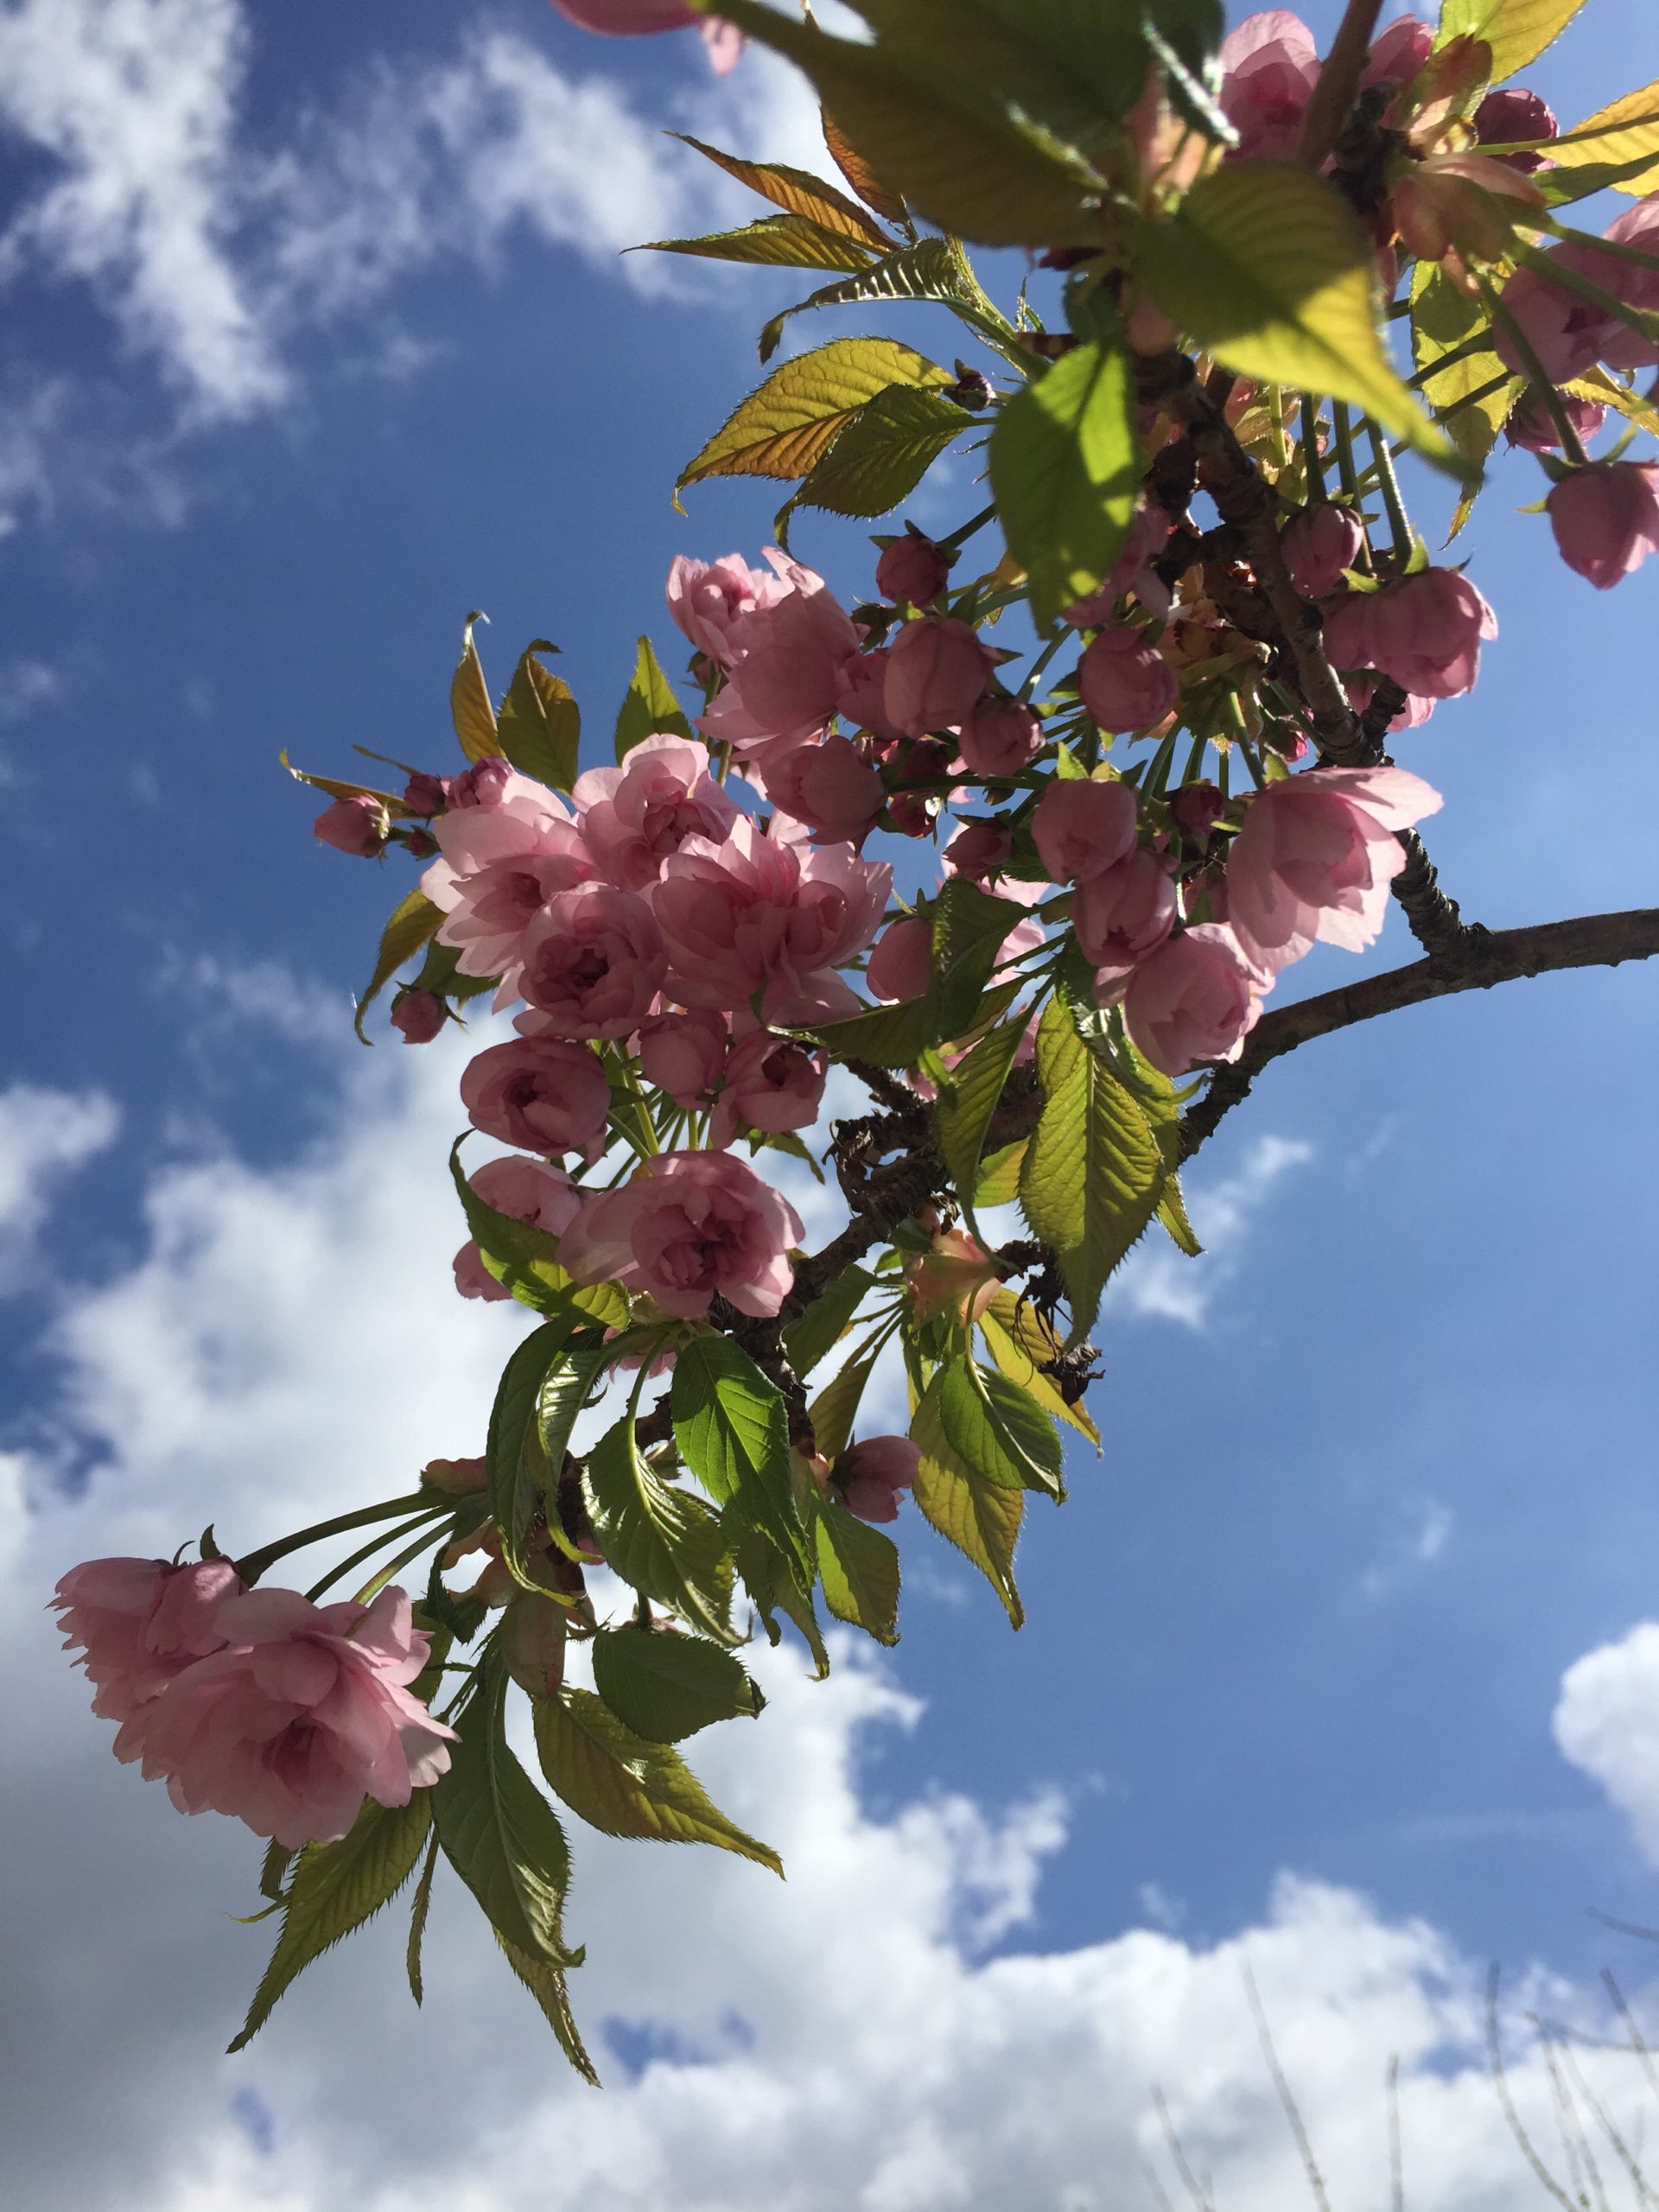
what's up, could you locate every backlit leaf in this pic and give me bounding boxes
[486,1321,570,1590]
[679,335,951,490]
[1437,0,1587,80]
[822,105,908,226]
[583,1415,736,1643]
[758,236,1017,366]
[788,384,976,521]
[671,131,893,246]
[913,1357,1064,1499]
[496,641,580,791]
[614,634,694,761]
[536,1689,782,1871]
[814,879,1026,1067]
[353,887,442,1043]
[989,332,1139,628]
[809,1338,884,1463]
[979,1287,1098,1445]
[590,1624,764,1744]
[493,1930,599,2082]
[812,1495,901,1644]
[450,612,498,764]
[1534,79,1659,198]
[673,1335,808,1579]
[911,1446,1024,1627]
[638,213,877,274]
[783,1265,876,1379]
[936,1013,1033,1230]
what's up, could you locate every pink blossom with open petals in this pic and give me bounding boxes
[1547,461,1659,588]
[53,1557,245,1738]
[666,551,788,664]
[574,735,737,891]
[884,615,998,738]
[1078,626,1179,732]
[711,1030,827,1145]
[461,1037,611,1157]
[704,555,860,753]
[1320,568,1496,699]
[421,773,594,979]
[835,649,906,743]
[1032,777,1138,886]
[759,734,886,843]
[1122,925,1266,1076]
[1218,10,1320,161]
[835,1437,920,1525]
[313,795,389,856]
[1224,765,1443,974]
[1362,15,1431,86]
[636,1007,728,1106]
[866,914,933,1002]
[654,816,890,1022]
[1496,198,1659,384]
[559,1149,803,1319]
[137,1586,454,1848]
[516,882,668,1039]
[454,1155,581,1303]
[1074,850,1179,983]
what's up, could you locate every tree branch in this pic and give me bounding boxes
[1295,0,1385,172]
[1178,906,1659,1162]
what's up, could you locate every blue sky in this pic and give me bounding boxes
[3,3,1659,2205]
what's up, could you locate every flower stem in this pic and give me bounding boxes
[1478,275,1592,465]
[235,1494,434,1586]
[306,1508,453,1605]
[1366,420,1414,565]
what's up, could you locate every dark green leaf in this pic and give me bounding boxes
[813,1495,901,1643]
[590,1624,764,1743]
[783,1266,876,1379]
[496,641,580,791]
[536,1689,782,1870]
[614,635,694,762]
[583,1415,736,1643]
[815,879,1026,1066]
[353,888,444,1043]
[989,332,1139,629]
[486,1322,568,1589]
[672,1335,808,1577]
[405,1831,439,2005]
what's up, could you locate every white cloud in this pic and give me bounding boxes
[0,1081,118,1285]
[1555,1624,1659,1867]
[1359,1497,1454,1600]
[1103,1133,1314,1332]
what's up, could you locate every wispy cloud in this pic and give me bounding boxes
[1358,1496,1454,1600]
[1103,1132,1314,1332]
[0,1082,119,1287]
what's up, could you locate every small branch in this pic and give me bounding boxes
[1297,0,1385,171]
[1179,906,1659,1162]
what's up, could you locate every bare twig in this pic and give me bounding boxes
[1602,1970,1659,2111]
[1296,0,1386,171]
[1388,2053,1404,2212]
[1243,1961,1332,2212]
[1152,2085,1217,2212]
[1489,1964,1577,2210]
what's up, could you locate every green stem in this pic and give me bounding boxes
[1478,275,1591,465]
[1017,629,1071,702]
[1535,216,1659,275]
[353,1521,454,1607]
[235,1493,434,1586]
[1332,402,1361,500]
[940,501,998,555]
[1515,245,1659,349]
[1300,395,1327,501]
[307,1509,452,1605]
[1408,332,1495,388]
[1366,420,1414,566]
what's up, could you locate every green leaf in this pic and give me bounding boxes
[672,1335,808,1579]
[808,1338,884,1463]
[583,1415,736,1643]
[816,879,1026,1067]
[935,1014,1031,1232]
[493,1929,600,2082]
[229,1793,431,2052]
[281,751,412,816]
[783,1266,876,1379]
[353,887,442,1044]
[709,3,1103,249]
[759,236,1008,365]
[670,132,893,247]
[1534,79,1659,199]
[486,1322,569,1591]
[450,1136,628,1324]
[680,335,951,491]
[911,1443,1025,1626]
[913,1357,1065,1499]
[978,1286,1098,1445]
[432,1656,582,1967]
[590,1624,764,1743]
[973,1138,1027,1209]
[495,641,580,791]
[405,1830,438,2005]
[812,1495,901,1644]
[536,1689,782,1872]
[734,1527,830,1675]
[614,635,694,763]
[1410,261,1515,511]
[450,612,498,765]
[1437,0,1587,80]
[537,1343,612,1493]
[822,104,909,226]
[1137,165,1459,471]
[988,332,1139,628]
[1020,995,1166,1341]
[638,213,878,274]
[787,384,976,522]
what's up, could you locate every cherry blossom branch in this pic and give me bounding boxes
[1296,0,1386,171]
[1176,906,1659,1162]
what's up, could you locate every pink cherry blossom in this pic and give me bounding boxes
[1218,10,1320,161]
[559,1149,804,1319]
[460,1036,612,1157]
[703,554,860,752]
[53,1556,245,1737]
[1496,198,1659,383]
[876,531,951,607]
[1281,504,1365,597]
[959,694,1042,779]
[834,1437,921,1525]
[1121,925,1266,1077]
[1362,15,1431,86]
[884,615,998,738]
[1505,388,1606,454]
[1074,850,1179,982]
[1474,86,1558,171]
[547,2,742,73]
[454,1155,582,1303]
[421,773,594,979]
[944,818,1014,883]
[574,735,737,891]
[653,816,890,1023]
[1547,462,1659,588]
[137,1586,454,1848]
[1077,626,1179,733]
[759,734,887,843]
[710,1028,827,1146]
[402,771,450,817]
[1032,777,1138,885]
[1320,568,1497,699]
[1224,765,1444,973]
[835,649,906,743]
[313,794,389,856]
[635,1007,728,1106]
[666,551,788,664]
[866,914,933,1002]
[390,988,447,1044]
[516,882,668,1039]
[907,1229,1000,1325]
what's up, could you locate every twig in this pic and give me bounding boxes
[1489,1963,1577,2210]
[1242,1961,1332,2212]
[1152,2085,1217,2212]
[1296,0,1386,171]
[1388,2054,1404,2212]
[1557,2037,1659,2210]
[1602,1970,1659,2111]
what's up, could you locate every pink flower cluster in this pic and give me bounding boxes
[1217,10,1432,162]
[52,1560,454,1848]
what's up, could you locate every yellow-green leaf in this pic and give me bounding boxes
[637,213,878,274]
[822,105,908,226]
[353,887,442,1043]
[1436,0,1587,82]
[988,330,1139,628]
[790,384,974,521]
[583,1416,737,1644]
[614,635,693,762]
[812,1496,901,1644]
[496,641,580,791]
[493,1930,599,2082]
[536,1690,782,1871]
[979,1287,1099,1446]
[912,1448,1024,1627]
[671,131,893,247]
[680,335,951,490]
[450,612,498,764]
[1410,259,1516,504]
[1138,165,1459,471]
[281,750,411,815]
[1537,79,1659,197]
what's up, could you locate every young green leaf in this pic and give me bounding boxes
[614,634,695,762]
[978,1287,1099,1446]
[486,1320,568,1590]
[679,335,950,491]
[672,1335,809,1580]
[812,1496,901,1644]
[353,888,443,1043]
[670,132,893,247]
[734,1527,830,1676]
[912,1357,1064,1498]
[1534,79,1659,199]
[535,1689,783,1872]
[450,611,498,764]
[637,213,878,274]
[492,1929,600,2083]
[537,1343,612,1491]
[405,1830,439,2005]
[583,1415,736,1643]
[988,334,1139,628]
[229,1792,431,2052]
[973,1138,1028,1209]
[808,1338,884,1463]
[1137,166,1459,471]
[590,1624,764,1743]
[935,1013,1031,1231]
[788,385,976,521]
[912,1446,1025,1627]
[495,641,580,791]
[783,1265,876,1379]
[758,236,1002,365]
[431,1658,582,1968]
[1438,0,1586,80]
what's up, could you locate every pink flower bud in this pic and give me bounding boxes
[760,734,886,843]
[835,649,906,743]
[313,794,389,856]
[1547,461,1659,589]
[1032,777,1138,886]
[1280,504,1365,598]
[884,616,997,738]
[448,758,515,810]
[834,1436,921,1525]
[390,988,446,1044]
[712,1030,827,1142]
[1505,388,1606,454]
[1362,14,1432,86]
[876,531,951,607]
[959,694,1042,779]
[1074,850,1178,982]
[1217,10,1320,162]
[944,819,1013,882]
[1320,568,1497,699]
[1474,86,1557,172]
[1077,626,1179,733]
[423,1455,488,1496]
[867,915,933,1002]
[403,771,450,817]
[636,1007,728,1106]
[1170,782,1225,848]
